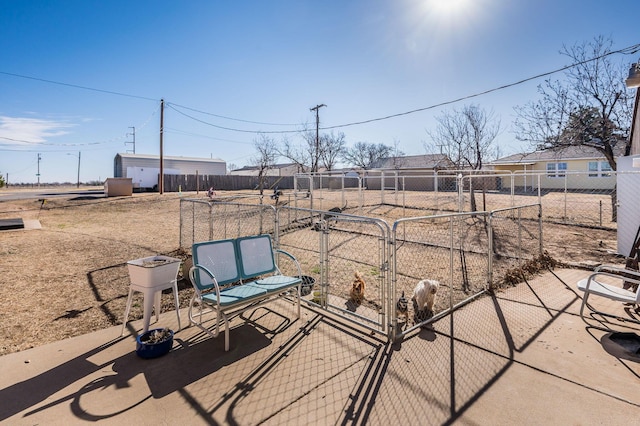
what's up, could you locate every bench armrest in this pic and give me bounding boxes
[275,249,303,279]
[189,264,222,304]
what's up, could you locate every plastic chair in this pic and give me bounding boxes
[577,264,640,324]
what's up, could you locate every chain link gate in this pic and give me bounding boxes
[276,205,391,336]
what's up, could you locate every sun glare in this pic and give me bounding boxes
[428,0,471,17]
[398,0,488,55]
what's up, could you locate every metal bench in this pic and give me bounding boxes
[188,234,302,351]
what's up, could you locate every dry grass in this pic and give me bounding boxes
[0,191,193,355]
[0,187,620,356]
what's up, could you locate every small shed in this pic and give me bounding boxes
[104,178,133,197]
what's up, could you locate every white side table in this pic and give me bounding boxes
[121,256,182,336]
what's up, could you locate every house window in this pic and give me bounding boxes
[546,162,567,178]
[588,161,612,177]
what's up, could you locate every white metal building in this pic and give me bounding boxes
[114,153,226,189]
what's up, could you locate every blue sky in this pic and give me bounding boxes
[1,0,639,184]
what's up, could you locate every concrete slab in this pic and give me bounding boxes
[1,269,639,425]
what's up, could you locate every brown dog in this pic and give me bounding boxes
[350,271,366,305]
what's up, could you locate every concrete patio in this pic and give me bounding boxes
[1,268,639,425]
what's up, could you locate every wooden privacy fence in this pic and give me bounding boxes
[162,174,294,192]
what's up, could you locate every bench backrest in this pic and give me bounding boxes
[191,235,277,290]
[192,239,241,290]
[236,235,277,280]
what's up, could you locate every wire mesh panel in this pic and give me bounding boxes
[490,204,542,266]
[391,212,492,339]
[322,214,390,334]
[274,206,322,287]
[180,199,276,249]
[275,205,390,334]
[460,174,517,213]
[390,205,543,340]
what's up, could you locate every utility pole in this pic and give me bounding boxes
[309,104,326,172]
[66,151,81,188]
[36,153,41,187]
[76,151,81,188]
[159,99,164,194]
[126,126,136,153]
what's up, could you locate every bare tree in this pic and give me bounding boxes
[513,35,634,221]
[279,135,310,173]
[342,142,394,169]
[319,131,346,171]
[427,104,500,170]
[252,134,278,196]
[427,104,500,211]
[387,139,406,169]
[514,35,633,170]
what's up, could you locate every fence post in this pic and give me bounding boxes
[449,216,455,313]
[538,203,543,256]
[434,171,439,212]
[341,174,345,209]
[564,173,568,222]
[457,174,464,212]
[389,229,397,341]
[394,170,399,206]
[208,202,213,241]
[599,200,603,227]
[381,171,385,205]
[488,211,493,289]
[320,221,329,308]
[510,171,515,209]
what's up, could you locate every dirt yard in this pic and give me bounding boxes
[0,188,622,356]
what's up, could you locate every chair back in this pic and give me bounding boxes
[236,235,277,280]
[192,239,240,290]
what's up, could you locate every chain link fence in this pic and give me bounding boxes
[180,197,542,342]
[390,204,542,340]
[294,169,635,231]
[179,198,276,248]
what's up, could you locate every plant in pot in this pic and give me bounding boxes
[135,327,174,359]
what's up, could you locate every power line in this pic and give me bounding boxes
[3,41,639,138]
[0,136,106,146]
[167,102,300,126]
[0,70,158,102]
[320,42,640,131]
[0,71,295,127]
[167,42,640,135]
[166,103,303,134]
[164,127,253,144]
[0,104,160,148]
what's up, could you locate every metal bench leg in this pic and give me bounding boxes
[121,288,135,336]
[172,280,181,331]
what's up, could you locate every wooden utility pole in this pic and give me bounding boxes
[36,153,41,187]
[310,104,326,172]
[76,151,81,188]
[159,99,164,194]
